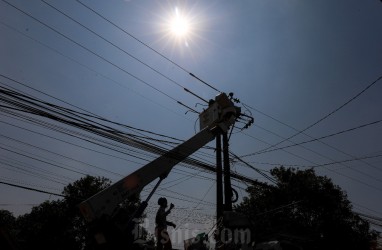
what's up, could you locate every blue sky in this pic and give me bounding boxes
[1,0,382,246]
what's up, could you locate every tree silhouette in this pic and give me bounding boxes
[0,210,18,250]
[235,167,378,250]
[5,175,146,250]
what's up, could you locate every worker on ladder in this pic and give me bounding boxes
[155,197,176,250]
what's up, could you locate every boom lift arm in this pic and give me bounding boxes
[79,93,241,236]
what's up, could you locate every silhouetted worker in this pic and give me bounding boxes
[155,197,176,250]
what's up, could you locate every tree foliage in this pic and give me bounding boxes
[0,210,18,250]
[1,175,146,250]
[12,176,111,250]
[16,200,74,250]
[0,210,16,229]
[235,167,378,250]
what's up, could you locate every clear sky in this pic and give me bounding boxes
[1,0,382,247]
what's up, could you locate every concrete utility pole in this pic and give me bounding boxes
[216,133,224,219]
[223,132,233,212]
[216,131,233,250]
[216,133,223,248]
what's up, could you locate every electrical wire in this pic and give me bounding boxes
[0,154,74,182]
[0,83,258,188]
[229,151,278,185]
[74,0,221,93]
[0,117,141,165]
[239,131,321,167]
[0,0,192,107]
[0,145,91,176]
[254,200,303,217]
[0,133,123,177]
[238,118,382,186]
[2,1,381,231]
[240,119,382,182]
[1,115,220,188]
[2,0,380,214]
[0,160,68,185]
[240,101,382,176]
[0,20,192,122]
[0,86,183,162]
[40,0,207,104]
[248,74,382,155]
[309,153,382,169]
[0,111,256,187]
[233,131,382,192]
[242,119,382,157]
[0,74,216,163]
[174,182,215,229]
[3,83,382,194]
[0,177,62,193]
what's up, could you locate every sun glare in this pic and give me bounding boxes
[170,8,190,37]
[157,4,205,51]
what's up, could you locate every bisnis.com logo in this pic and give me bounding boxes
[130,218,254,248]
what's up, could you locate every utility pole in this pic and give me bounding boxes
[216,133,223,249]
[216,131,232,250]
[223,132,232,211]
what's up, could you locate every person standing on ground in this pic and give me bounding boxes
[155,197,176,250]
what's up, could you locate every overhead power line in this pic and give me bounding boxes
[0,115,217,186]
[0,145,90,176]
[1,0,192,107]
[0,82,258,187]
[0,180,65,198]
[2,0,380,205]
[0,20,192,122]
[238,130,382,192]
[0,82,186,161]
[242,131,324,167]
[229,151,278,185]
[1,178,218,207]
[353,202,382,218]
[0,133,123,177]
[75,0,188,74]
[174,182,215,229]
[242,118,382,157]
[74,0,221,93]
[40,0,207,104]
[248,74,382,155]
[309,153,382,169]
[243,105,382,178]
[2,78,381,193]
[0,72,190,145]
[0,159,68,185]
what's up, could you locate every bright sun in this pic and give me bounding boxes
[158,5,202,49]
[168,8,191,39]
